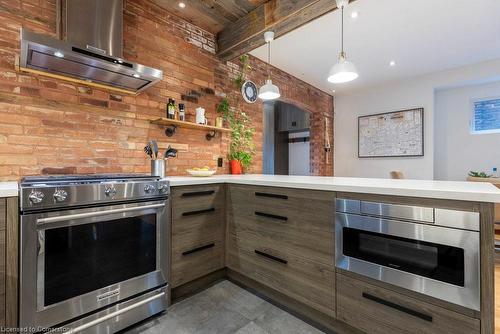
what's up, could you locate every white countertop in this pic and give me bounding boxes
[164,174,500,203]
[0,182,18,197]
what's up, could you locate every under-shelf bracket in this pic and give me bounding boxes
[165,125,177,137]
[206,130,217,141]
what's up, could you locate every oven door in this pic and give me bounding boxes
[20,199,169,329]
[335,213,480,311]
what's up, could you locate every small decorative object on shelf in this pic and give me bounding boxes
[150,118,231,141]
[178,103,185,121]
[167,98,176,119]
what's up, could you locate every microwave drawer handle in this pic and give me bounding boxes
[181,190,215,197]
[254,211,288,221]
[182,208,216,216]
[362,293,433,323]
[255,192,288,200]
[49,291,166,334]
[182,243,215,256]
[254,250,288,264]
[36,203,165,225]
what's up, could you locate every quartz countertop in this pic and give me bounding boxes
[0,182,18,197]
[163,174,500,203]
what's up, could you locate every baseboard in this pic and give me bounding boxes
[171,268,227,303]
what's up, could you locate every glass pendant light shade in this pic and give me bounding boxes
[258,79,280,100]
[327,53,359,83]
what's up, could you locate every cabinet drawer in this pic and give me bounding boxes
[172,184,224,213]
[230,211,333,266]
[227,232,335,316]
[171,238,224,287]
[337,274,480,334]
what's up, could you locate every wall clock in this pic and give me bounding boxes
[241,81,258,103]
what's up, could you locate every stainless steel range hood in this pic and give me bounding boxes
[19,0,162,95]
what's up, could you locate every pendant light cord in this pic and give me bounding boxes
[341,6,344,54]
[267,39,271,79]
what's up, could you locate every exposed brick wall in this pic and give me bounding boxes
[0,0,333,180]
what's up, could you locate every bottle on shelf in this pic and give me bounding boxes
[167,98,176,119]
[178,103,185,121]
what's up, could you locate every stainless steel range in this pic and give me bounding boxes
[19,174,170,333]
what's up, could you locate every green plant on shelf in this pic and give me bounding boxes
[468,171,492,178]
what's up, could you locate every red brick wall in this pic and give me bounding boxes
[0,0,333,180]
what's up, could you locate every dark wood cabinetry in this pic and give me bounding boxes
[171,185,225,288]
[226,185,336,316]
[337,273,480,334]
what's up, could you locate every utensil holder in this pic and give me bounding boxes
[151,159,166,178]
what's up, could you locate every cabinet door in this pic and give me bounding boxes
[337,273,480,334]
[171,185,225,287]
[0,199,5,326]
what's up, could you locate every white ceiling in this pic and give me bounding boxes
[250,0,500,95]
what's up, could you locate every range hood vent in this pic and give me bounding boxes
[18,0,162,95]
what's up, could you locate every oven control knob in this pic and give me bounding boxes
[105,186,117,197]
[53,189,68,202]
[29,190,45,204]
[144,184,155,193]
[158,184,168,193]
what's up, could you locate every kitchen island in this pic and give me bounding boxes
[166,174,500,334]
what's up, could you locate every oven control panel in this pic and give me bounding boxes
[20,179,170,211]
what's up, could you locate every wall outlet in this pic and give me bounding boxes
[217,157,223,167]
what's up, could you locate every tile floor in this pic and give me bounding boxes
[125,280,326,334]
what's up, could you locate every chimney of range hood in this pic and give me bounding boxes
[18,0,162,95]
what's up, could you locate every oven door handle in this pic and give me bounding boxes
[36,203,166,225]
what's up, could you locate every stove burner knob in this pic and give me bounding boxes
[53,189,68,202]
[29,190,44,204]
[144,184,155,193]
[105,186,117,197]
[158,185,168,193]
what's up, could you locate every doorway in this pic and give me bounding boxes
[263,101,311,175]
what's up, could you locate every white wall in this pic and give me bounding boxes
[434,81,500,181]
[334,58,500,180]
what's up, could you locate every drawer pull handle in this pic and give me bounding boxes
[181,190,215,197]
[255,211,288,221]
[254,250,288,264]
[182,208,216,216]
[255,192,288,200]
[362,293,433,323]
[182,243,215,256]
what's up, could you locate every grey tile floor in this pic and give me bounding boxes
[125,280,326,334]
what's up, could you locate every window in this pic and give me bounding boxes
[471,97,500,134]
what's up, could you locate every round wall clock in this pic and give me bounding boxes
[241,81,258,103]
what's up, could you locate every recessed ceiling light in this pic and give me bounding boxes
[350,11,358,19]
[178,2,186,8]
[389,60,396,67]
[332,89,336,93]
[133,73,140,78]
[54,51,64,58]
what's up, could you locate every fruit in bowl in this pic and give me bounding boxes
[187,167,216,177]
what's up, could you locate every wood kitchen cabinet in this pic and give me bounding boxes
[226,185,336,316]
[170,185,225,288]
[0,197,18,328]
[337,273,480,334]
[277,101,310,132]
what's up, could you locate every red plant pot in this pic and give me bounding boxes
[230,160,243,175]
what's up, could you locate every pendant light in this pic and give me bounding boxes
[258,31,281,100]
[327,0,358,84]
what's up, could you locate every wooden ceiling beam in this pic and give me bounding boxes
[217,0,346,61]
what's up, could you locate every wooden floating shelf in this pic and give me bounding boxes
[150,118,231,140]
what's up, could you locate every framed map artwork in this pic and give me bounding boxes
[358,108,424,158]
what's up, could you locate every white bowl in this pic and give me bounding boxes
[186,169,216,177]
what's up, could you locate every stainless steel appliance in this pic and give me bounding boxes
[19,174,170,333]
[19,0,163,94]
[335,199,480,311]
